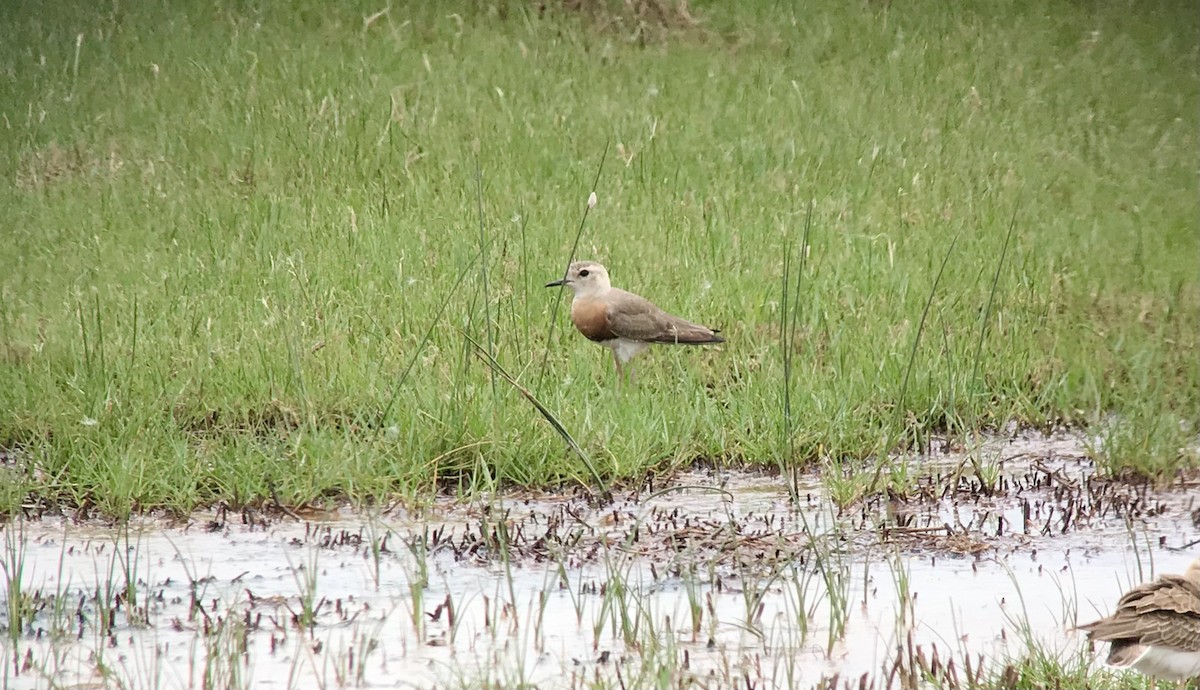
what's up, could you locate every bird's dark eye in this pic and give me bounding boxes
[579,270,590,277]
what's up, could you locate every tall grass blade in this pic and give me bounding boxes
[475,157,497,397]
[896,228,962,431]
[537,143,609,394]
[377,235,497,426]
[779,201,814,502]
[971,196,1021,397]
[868,227,962,493]
[467,334,611,501]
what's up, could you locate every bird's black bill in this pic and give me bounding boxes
[545,279,566,288]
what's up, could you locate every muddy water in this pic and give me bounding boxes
[1,432,1196,689]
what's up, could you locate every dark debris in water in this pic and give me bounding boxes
[253,448,1196,578]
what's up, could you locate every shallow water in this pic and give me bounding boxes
[1,432,1196,689]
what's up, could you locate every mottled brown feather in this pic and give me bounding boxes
[1079,569,1200,653]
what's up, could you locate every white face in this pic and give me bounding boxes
[547,261,611,296]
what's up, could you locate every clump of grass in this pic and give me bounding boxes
[0,521,31,676]
[286,548,324,634]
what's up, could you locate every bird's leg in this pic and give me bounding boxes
[612,350,624,386]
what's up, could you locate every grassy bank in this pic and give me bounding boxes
[0,0,1197,515]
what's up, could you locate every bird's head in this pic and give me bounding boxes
[545,261,611,297]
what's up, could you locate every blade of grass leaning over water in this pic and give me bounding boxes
[868,227,963,495]
[475,157,497,398]
[467,333,611,501]
[779,200,814,502]
[970,195,1021,421]
[377,235,498,427]
[896,228,963,435]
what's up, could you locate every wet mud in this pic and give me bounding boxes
[1,431,1197,689]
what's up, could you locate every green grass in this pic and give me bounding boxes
[0,0,1197,515]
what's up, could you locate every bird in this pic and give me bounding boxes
[1077,558,1200,682]
[545,261,724,380]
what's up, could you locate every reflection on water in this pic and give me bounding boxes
[1,432,1195,689]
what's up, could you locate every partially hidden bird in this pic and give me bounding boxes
[1077,558,1200,682]
[545,261,723,379]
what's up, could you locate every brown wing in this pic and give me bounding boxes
[1079,576,1200,652]
[1138,611,1200,651]
[605,289,724,345]
[1115,576,1200,617]
[1083,610,1200,652]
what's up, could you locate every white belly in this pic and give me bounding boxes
[605,338,650,364]
[1132,646,1200,681]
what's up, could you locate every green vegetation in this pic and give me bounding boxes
[0,0,1196,515]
